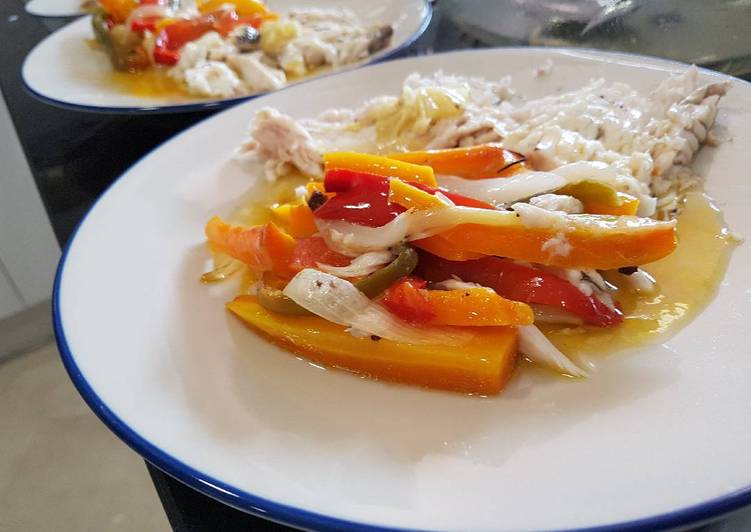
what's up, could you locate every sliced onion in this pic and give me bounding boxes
[317,250,394,278]
[518,325,587,377]
[283,269,473,345]
[438,172,566,207]
[624,269,657,294]
[437,161,620,207]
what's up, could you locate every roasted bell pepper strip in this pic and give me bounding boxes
[228,296,518,395]
[270,200,317,238]
[316,171,401,227]
[410,234,485,261]
[197,0,276,19]
[257,285,310,315]
[153,46,180,65]
[205,217,296,277]
[317,169,494,226]
[99,0,138,23]
[416,253,623,326]
[410,183,496,210]
[324,152,437,186]
[558,181,640,216]
[289,237,350,272]
[414,212,677,270]
[381,277,436,323]
[387,144,526,180]
[382,277,534,326]
[355,246,418,298]
[388,179,445,210]
[424,287,534,326]
[130,16,160,32]
[206,218,350,279]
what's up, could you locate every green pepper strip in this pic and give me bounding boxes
[354,245,418,298]
[257,284,311,315]
[256,245,419,314]
[91,9,112,48]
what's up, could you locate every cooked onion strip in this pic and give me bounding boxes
[518,325,587,377]
[437,161,627,207]
[317,250,394,278]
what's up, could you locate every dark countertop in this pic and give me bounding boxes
[3,0,751,530]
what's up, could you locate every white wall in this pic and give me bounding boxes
[0,89,60,354]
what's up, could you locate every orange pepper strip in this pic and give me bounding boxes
[197,0,275,17]
[323,152,437,187]
[412,234,485,261]
[227,296,518,395]
[271,201,318,238]
[99,0,138,22]
[205,217,296,277]
[415,214,676,269]
[387,144,526,180]
[423,288,534,327]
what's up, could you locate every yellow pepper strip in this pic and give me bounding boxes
[324,152,437,187]
[388,179,445,210]
[99,0,138,23]
[414,213,677,270]
[271,200,317,238]
[558,181,640,216]
[197,0,275,18]
[227,296,518,395]
[424,288,534,327]
[154,18,177,33]
[387,144,526,180]
[305,181,326,196]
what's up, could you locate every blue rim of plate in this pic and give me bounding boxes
[52,47,751,531]
[21,0,432,115]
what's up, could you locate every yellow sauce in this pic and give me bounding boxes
[110,69,192,100]
[230,173,312,226]
[541,191,738,358]
[104,58,331,101]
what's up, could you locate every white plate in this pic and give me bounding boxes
[26,0,86,18]
[54,48,751,531]
[22,0,431,113]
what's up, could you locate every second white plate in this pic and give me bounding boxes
[22,0,431,113]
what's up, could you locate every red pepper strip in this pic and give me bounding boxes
[153,47,180,65]
[316,170,405,227]
[157,9,243,51]
[131,16,160,33]
[317,169,495,227]
[381,277,436,323]
[416,253,623,327]
[290,237,351,271]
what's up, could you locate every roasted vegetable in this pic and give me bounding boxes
[324,152,437,186]
[92,9,149,71]
[388,145,526,180]
[382,277,534,327]
[228,296,518,395]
